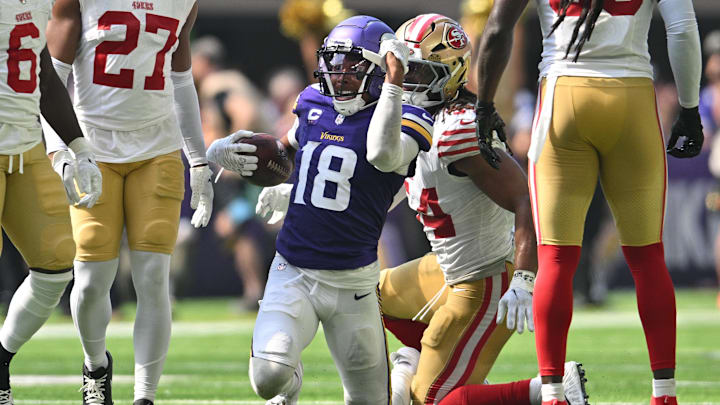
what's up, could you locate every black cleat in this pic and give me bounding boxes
[80,351,113,405]
[0,344,14,404]
[133,400,153,405]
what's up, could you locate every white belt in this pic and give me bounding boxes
[528,75,559,164]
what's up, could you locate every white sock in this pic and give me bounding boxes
[541,382,565,402]
[0,270,73,352]
[130,251,172,402]
[529,377,542,405]
[653,378,676,397]
[71,259,119,371]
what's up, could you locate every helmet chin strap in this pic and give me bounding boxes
[333,96,366,116]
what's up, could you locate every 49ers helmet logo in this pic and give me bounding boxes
[446,26,468,49]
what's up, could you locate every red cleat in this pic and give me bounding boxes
[542,401,567,405]
[651,396,678,405]
[716,291,720,310]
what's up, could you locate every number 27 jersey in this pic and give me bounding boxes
[276,85,433,270]
[73,0,195,131]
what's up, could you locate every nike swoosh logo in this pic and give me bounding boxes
[354,292,372,300]
[459,119,475,126]
[422,113,433,122]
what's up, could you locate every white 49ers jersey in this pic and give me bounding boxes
[536,0,654,79]
[0,0,52,154]
[405,108,514,285]
[73,0,195,131]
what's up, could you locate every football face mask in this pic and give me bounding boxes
[316,46,383,108]
[402,59,451,108]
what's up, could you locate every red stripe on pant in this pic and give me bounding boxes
[622,242,676,370]
[425,276,495,404]
[438,379,532,405]
[534,244,581,376]
[455,271,509,388]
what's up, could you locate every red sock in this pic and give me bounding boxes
[383,316,427,351]
[534,245,581,376]
[438,379,532,405]
[622,243,676,371]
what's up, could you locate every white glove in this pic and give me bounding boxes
[255,183,293,224]
[189,165,214,228]
[206,130,259,177]
[378,38,410,74]
[497,270,535,334]
[68,138,102,208]
[52,138,102,208]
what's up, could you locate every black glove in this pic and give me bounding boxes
[475,101,511,169]
[666,106,704,158]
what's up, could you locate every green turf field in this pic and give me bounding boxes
[7,289,719,404]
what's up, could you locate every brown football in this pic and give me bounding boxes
[236,133,293,187]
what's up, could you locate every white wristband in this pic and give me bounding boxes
[510,270,535,294]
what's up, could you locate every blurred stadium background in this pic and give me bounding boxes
[2,0,719,403]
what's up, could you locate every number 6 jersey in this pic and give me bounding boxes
[72,0,195,131]
[0,0,52,154]
[276,84,434,270]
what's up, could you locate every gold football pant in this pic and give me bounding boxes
[71,151,185,262]
[0,144,74,270]
[379,254,513,404]
[530,76,666,246]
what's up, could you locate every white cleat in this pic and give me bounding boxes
[265,362,303,405]
[0,389,12,405]
[563,361,589,405]
[390,347,421,405]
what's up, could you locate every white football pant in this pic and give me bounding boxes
[251,254,391,404]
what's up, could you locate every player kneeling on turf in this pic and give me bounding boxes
[208,15,436,405]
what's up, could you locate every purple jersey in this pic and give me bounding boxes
[276,85,433,270]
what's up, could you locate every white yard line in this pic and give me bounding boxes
[29,310,720,339]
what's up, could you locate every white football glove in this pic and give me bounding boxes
[497,270,535,334]
[52,138,103,208]
[256,183,293,224]
[378,38,410,74]
[189,165,214,228]
[206,130,259,177]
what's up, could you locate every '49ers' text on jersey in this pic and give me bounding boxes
[0,0,52,154]
[405,107,514,285]
[536,0,654,79]
[276,85,434,270]
[72,0,196,131]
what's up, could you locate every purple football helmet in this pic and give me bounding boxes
[315,15,395,116]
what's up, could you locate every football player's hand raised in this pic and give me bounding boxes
[667,106,704,158]
[207,130,259,177]
[497,270,535,334]
[475,101,508,169]
[189,165,213,228]
[52,138,102,208]
[378,37,410,74]
[256,183,293,225]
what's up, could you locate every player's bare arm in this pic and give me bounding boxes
[474,0,529,168]
[451,149,537,273]
[39,46,103,208]
[170,1,198,72]
[46,0,81,64]
[475,0,529,103]
[38,47,83,145]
